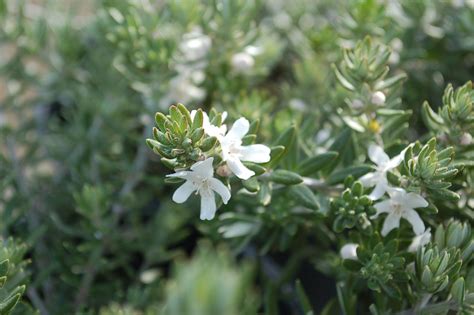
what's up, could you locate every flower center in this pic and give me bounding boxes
[223,140,242,157]
[195,177,210,195]
[391,202,403,215]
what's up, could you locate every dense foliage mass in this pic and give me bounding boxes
[0,0,473,314]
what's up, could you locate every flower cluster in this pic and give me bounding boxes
[361,144,429,242]
[149,105,271,220]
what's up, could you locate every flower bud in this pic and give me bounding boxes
[371,91,386,106]
[460,132,472,146]
[216,164,232,177]
[340,243,359,260]
[231,52,255,73]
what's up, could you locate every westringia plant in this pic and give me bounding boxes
[0,0,473,314]
[147,39,473,315]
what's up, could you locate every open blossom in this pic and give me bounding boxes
[166,73,206,104]
[179,28,211,62]
[167,157,230,220]
[340,243,359,260]
[372,188,428,236]
[190,110,227,138]
[231,52,255,73]
[220,118,271,180]
[408,228,431,252]
[360,144,405,200]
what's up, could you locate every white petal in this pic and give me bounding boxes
[226,157,254,180]
[402,209,425,235]
[385,153,403,170]
[368,144,390,166]
[200,190,216,220]
[226,117,249,140]
[240,144,271,163]
[190,157,214,178]
[172,181,195,203]
[205,124,226,138]
[359,172,377,187]
[381,212,401,236]
[372,200,392,218]
[369,180,389,200]
[408,228,431,252]
[166,171,191,179]
[404,192,428,209]
[387,187,407,201]
[209,178,231,204]
[340,243,359,260]
[201,112,212,131]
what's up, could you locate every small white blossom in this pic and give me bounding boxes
[371,91,386,106]
[372,188,428,236]
[167,157,231,220]
[161,74,206,108]
[340,243,359,260]
[360,144,405,200]
[190,110,227,138]
[219,118,271,180]
[389,38,403,65]
[231,52,255,73]
[179,28,211,62]
[408,228,431,252]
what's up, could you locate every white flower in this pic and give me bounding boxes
[359,144,405,200]
[219,118,271,180]
[340,243,359,260]
[167,157,231,220]
[231,52,255,73]
[161,74,206,108]
[179,28,211,62]
[408,228,431,252]
[371,91,386,106]
[372,188,428,236]
[190,110,227,138]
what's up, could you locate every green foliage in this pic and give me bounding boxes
[161,245,257,315]
[147,105,220,169]
[401,138,460,200]
[0,0,473,314]
[346,241,407,300]
[0,239,30,315]
[331,178,375,233]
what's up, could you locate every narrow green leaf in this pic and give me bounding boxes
[192,109,204,130]
[269,170,303,185]
[289,184,319,210]
[242,177,260,192]
[299,152,338,176]
[200,136,217,152]
[451,277,465,304]
[296,280,314,315]
[333,65,355,91]
[155,112,168,131]
[327,165,374,185]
